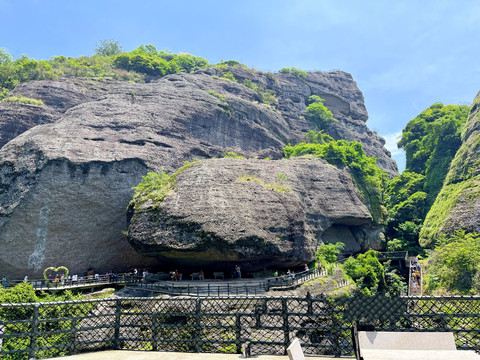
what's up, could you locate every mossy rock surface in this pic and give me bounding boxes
[421,92,480,247]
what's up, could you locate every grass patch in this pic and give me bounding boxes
[208,90,225,102]
[238,174,290,193]
[130,159,201,210]
[223,151,245,159]
[3,95,44,106]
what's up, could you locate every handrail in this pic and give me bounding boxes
[4,273,132,290]
[125,268,329,296]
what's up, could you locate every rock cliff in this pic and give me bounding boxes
[420,91,480,247]
[0,66,396,278]
[127,158,380,271]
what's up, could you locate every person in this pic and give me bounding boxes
[2,276,6,287]
[304,264,309,272]
[236,265,241,279]
[287,269,291,278]
[72,274,78,284]
[199,270,204,280]
[273,270,278,277]
[23,275,28,283]
[291,270,296,280]
[173,270,179,281]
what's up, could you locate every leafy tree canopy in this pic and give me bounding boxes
[94,39,123,56]
[343,250,386,295]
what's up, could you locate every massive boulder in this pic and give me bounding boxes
[127,158,380,271]
[0,67,396,279]
[420,91,480,247]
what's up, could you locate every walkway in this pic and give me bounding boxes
[408,257,422,296]
[7,274,128,292]
[49,350,343,359]
[126,269,328,296]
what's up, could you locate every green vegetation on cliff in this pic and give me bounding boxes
[419,174,480,247]
[398,102,469,206]
[130,160,199,210]
[283,132,387,223]
[0,43,209,99]
[305,95,336,130]
[385,102,469,252]
[424,230,480,294]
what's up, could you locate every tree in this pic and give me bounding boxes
[305,95,335,129]
[343,250,386,295]
[94,39,123,56]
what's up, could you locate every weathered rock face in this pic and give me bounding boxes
[0,67,395,278]
[127,158,378,271]
[0,78,115,149]
[420,91,480,247]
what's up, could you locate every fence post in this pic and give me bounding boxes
[29,303,40,359]
[235,312,242,354]
[113,298,122,350]
[282,298,290,354]
[152,314,158,352]
[70,317,78,354]
[194,298,202,352]
[330,300,341,357]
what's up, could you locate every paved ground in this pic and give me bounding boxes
[50,350,348,359]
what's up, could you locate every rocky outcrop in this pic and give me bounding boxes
[420,91,480,247]
[127,158,381,271]
[0,78,116,149]
[0,67,395,278]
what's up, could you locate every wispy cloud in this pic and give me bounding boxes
[381,131,406,172]
[381,131,403,157]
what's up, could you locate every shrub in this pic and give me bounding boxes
[222,71,236,82]
[130,160,200,209]
[316,242,344,264]
[305,95,335,129]
[280,67,307,78]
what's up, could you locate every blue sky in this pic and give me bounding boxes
[2,0,480,171]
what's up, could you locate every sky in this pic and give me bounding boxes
[2,0,480,172]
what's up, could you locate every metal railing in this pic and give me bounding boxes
[126,269,328,296]
[128,281,268,297]
[1,294,479,359]
[5,274,130,291]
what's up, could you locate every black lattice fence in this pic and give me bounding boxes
[0,295,479,359]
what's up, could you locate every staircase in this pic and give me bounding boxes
[408,257,422,296]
